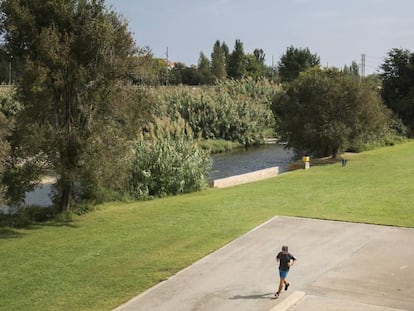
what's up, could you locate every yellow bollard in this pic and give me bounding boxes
[302,156,310,169]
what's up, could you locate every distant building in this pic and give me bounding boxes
[167,60,175,69]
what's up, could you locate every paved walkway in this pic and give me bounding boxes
[114,217,414,311]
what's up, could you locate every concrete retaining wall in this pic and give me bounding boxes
[212,166,279,188]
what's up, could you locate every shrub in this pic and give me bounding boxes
[0,88,23,117]
[0,88,19,205]
[22,205,58,222]
[129,118,211,200]
[272,68,401,158]
[154,78,279,146]
[197,139,242,154]
[349,112,407,152]
[0,205,58,227]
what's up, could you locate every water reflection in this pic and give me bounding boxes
[209,144,293,181]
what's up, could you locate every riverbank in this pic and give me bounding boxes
[1,141,413,311]
[197,139,243,154]
[1,141,290,211]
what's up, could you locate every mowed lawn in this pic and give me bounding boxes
[1,141,413,311]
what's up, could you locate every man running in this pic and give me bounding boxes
[275,245,296,298]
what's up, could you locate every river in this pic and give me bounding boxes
[209,143,293,181]
[1,144,293,211]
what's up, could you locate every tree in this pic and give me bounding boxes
[221,41,230,67]
[246,49,266,79]
[0,112,9,160]
[254,48,266,65]
[0,47,10,84]
[264,65,278,81]
[343,61,360,77]
[246,54,262,79]
[380,48,414,136]
[169,62,185,85]
[197,52,213,84]
[0,0,150,211]
[0,88,23,204]
[278,46,320,83]
[171,64,202,85]
[272,68,393,158]
[0,111,11,202]
[211,40,227,80]
[130,48,168,86]
[0,45,23,84]
[227,39,247,79]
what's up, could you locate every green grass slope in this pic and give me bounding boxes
[1,141,413,310]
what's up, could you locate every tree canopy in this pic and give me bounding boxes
[198,52,214,84]
[0,0,150,211]
[343,61,360,77]
[245,49,266,79]
[168,39,275,85]
[380,48,414,136]
[278,46,320,83]
[272,68,393,158]
[0,111,11,192]
[227,39,247,80]
[211,40,227,80]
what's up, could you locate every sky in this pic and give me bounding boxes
[106,0,414,75]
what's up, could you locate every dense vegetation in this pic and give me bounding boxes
[0,0,411,219]
[272,68,405,158]
[154,79,277,145]
[126,79,278,200]
[0,0,150,212]
[129,117,211,199]
[278,46,320,82]
[169,39,275,85]
[380,48,414,136]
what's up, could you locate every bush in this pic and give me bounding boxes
[272,68,401,158]
[197,139,242,154]
[129,118,211,200]
[154,78,278,146]
[349,112,407,152]
[0,88,23,117]
[0,88,19,205]
[23,205,58,222]
[0,205,58,227]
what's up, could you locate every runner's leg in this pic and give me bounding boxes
[278,278,284,293]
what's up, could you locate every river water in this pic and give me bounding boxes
[0,144,293,211]
[209,143,293,181]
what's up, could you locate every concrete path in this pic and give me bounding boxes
[114,217,414,311]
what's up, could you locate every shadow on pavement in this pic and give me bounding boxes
[229,292,274,300]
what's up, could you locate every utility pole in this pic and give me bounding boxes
[361,54,366,78]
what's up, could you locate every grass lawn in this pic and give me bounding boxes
[1,141,414,310]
